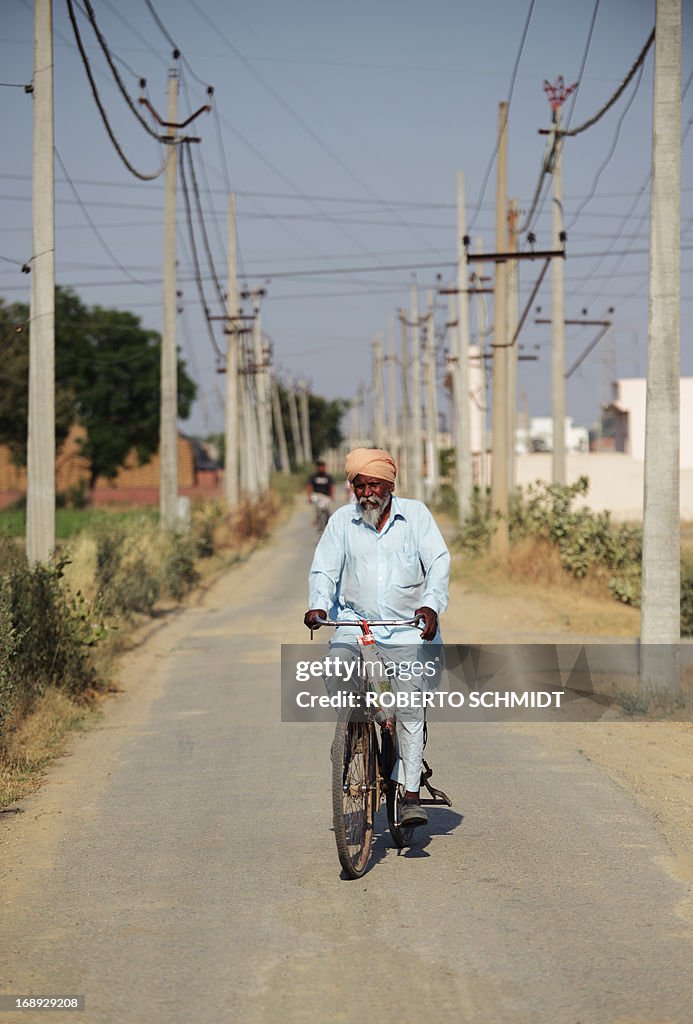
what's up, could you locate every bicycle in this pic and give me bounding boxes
[310,492,331,534]
[310,616,452,879]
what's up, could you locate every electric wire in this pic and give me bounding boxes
[99,0,167,68]
[78,0,176,144]
[564,28,655,137]
[565,67,693,305]
[521,0,601,234]
[178,141,224,360]
[65,0,168,181]
[565,61,646,232]
[54,147,147,285]
[179,69,227,282]
[142,0,213,90]
[216,4,449,260]
[184,140,226,310]
[467,0,536,232]
[183,0,407,269]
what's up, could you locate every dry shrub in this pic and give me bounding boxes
[62,533,99,600]
[230,494,280,544]
[503,535,623,602]
[0,690,94,805]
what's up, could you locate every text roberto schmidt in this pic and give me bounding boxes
[295,690,564,710]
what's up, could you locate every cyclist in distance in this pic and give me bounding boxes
[304,447,450,828]
[306,458,335,527]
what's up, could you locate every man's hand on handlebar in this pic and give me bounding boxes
[415,606,438,641]
[304,609,327,630]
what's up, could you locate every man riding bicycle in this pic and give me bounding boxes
[306,459,335,527]
[304,447,450,828]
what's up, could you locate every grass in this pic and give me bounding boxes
[0,505,158,540]
[0,690,99,807]
[455,540,642,637]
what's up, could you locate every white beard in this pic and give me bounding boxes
[359,493,391,528]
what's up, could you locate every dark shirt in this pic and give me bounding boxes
[309,472,333,495]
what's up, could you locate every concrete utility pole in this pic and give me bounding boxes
[507,198,520,492]
[409,280,424,500]
[160,69,180,530]
[424,290,439,499]
[398,311,410,494]
[372,334,386,448]
[551,110,566,485]
[475,237,489,492]
[224,193,239,508]
[250,292,270,491]
[490,101,510,555]
[299,379,312,465]
[26,0,55,564]
[386,314,398,458]
[240,340,259,500]
[287,380,304,468]
[640,0,682,690]
[455,171,473,521]
[271,376,290,475]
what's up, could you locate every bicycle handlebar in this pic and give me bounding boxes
[314,617,420,627]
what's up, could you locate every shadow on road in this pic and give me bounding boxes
[334,805,465,878]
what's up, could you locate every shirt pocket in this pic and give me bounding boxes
[394,551,424,589]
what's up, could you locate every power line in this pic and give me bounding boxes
[565,67,693,305]
[522,0,601,234]
[184,140,226,311]
[183,0,412,270]
[99,0,167,67]
[78,0,167,142]
[54,147,147,285]
[565,61,646,232]
[468,0,536,232]
[143,0,212,90]
[178,142,224,360]
[65,0,168,181]
[217,5,448,260]
[564,28,655,137]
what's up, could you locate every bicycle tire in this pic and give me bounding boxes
[381,727,416,849]
[332,709,375,878]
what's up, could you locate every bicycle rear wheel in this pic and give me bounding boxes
[381,727,416,849]
[332,709,375,878]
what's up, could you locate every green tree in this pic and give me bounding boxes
[308,392,347,461]
[273,382,346,467]
[0,287,196,488]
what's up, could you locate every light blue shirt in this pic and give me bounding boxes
[308,494,450,644]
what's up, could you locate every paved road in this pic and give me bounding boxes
[1,507,692,1023]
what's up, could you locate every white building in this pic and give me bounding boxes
[604,377,693,469]
[516,416,589,455]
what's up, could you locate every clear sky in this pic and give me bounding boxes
[1,0,690,440]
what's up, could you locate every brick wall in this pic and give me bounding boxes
[0,426,197,501]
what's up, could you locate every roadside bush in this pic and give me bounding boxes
[456,486,497,556]
[160,531,199,601]
[681,557,693,637]
[0,579,20,729]
[94,518,203,616]
[0,549,102,731]
[506,478,643,603]
[432,483,458,519]
[95,523,160,617]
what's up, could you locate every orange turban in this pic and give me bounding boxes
[345,447,397,484]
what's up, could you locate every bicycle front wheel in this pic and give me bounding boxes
[332,709,375,878]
